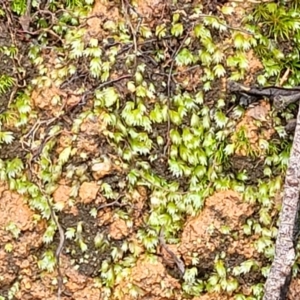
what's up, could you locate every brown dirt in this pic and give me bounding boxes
[79,113,107,136]
[91,158,114,180]
[115,254,182,300]
[0,183,46,299]
[32,84,83,119]
[179,190,255,266]
[0,182,34,231]
[78,181,99,204]
[32,85,66,115]
[109,216,129,240]
[244,50,264,85]
[228,99,276,182]
[86,0,122,38]
[53,181,72,209]
[15,254,101,300]
[232,100,275,156]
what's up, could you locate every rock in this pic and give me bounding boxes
[109,216,129,240]
[78,182,99,204]
[91,157,113,180]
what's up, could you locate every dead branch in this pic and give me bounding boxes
[227,80,300,109]
[159,228,185,275]
[263,105,300,299]
[35,181,65,300]
[163,33,190,156]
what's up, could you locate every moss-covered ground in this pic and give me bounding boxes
[1,0,300,299]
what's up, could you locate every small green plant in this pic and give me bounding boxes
[5,222,21,239]
[206,258,239,294]
[0,75,15,95]
[7,281,20,300]
[252,2,300,41]
[38,250,56,272]
[11,0,26,15]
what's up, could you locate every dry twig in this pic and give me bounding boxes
[159,228,185,275]
[33,180,65,300]
[163,33,190,155]
[263,106,300,299]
